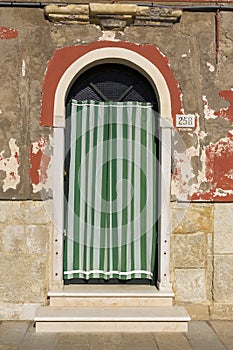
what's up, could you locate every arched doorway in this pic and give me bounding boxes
[64,63,159,284]
[44,42,179,292]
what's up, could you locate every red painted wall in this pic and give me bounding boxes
[40,41,182,127]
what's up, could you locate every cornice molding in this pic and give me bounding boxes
[44,3,182,29]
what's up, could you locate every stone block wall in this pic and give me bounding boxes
[1,198,232,320]
[171,202,233,319]
[0,200,52,320]
[211,204,233,319]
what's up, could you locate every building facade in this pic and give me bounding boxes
[0,0,233,322]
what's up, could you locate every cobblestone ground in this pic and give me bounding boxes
[0,321,233,350]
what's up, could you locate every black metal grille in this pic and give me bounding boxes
[66,63,159,110]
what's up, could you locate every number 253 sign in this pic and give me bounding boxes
[176,114,196,128]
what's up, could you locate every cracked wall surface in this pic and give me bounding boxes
[1,9,233,201]
[172,93,233,201]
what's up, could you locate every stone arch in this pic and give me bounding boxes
[40,41,182,127]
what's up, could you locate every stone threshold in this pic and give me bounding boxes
[48,285,175,298]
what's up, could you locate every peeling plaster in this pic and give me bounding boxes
[0,139,20,192]
[214,90,233,123]
[203,95,218,120]
[0,26,18,40]
[29,137,52,193]
[22,60,26,77]
[172,115,207,200]
[200,132,233,200]
[207,62,215,72]
[172,92,233,202]
[40,43,233,203]
[99,31,119,41]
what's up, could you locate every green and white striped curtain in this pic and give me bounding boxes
[64,100,157,280]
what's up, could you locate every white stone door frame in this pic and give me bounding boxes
[51,47,173,292]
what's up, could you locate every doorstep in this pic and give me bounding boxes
[35,305,190,333]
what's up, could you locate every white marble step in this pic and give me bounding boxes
[35,305,189,322]
[48,285,174,297]
[49,285,174,307]
[35,306,190,333]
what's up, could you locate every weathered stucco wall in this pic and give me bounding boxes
[0,8,54,199]
[1,8,233,200]
[0,5,233,319]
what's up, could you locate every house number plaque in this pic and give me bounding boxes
[176,114,196,128]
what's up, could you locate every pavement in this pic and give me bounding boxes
[0,320,233,350]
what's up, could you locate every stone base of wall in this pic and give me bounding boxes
[176,303,233,321]
[176,303,210,320]
[210,304,233,320]
[0,200,52,320]
[0,303,44,320]
[1,199,233,320]
[171,202,233,320]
